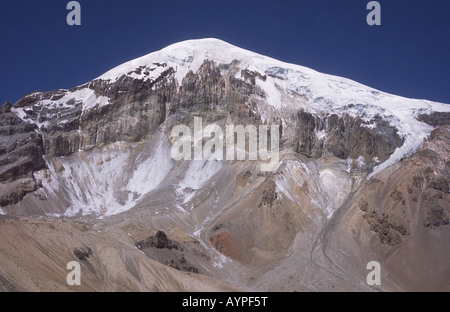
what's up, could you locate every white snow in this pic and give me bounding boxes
[275,160,352,218]
[0,208,5,215]
[179,159,222,190]
[345,158,353,173]
[56,145,131,217]
[176,159,222,204]
[11,88,110,127]
[193,227,202,241]
[175,205,189,215]
[361,123,377,129]
[357,156,366,168]
[38,88,110,113]
[126,140,173,197]
[275,175,296,204]
[316,130,327,140]
[319,168,352,214]
[76,88,110,112]
[212,251,230,269]
[44,136,174,217]
[11,107,27,121]
[275,160,315,208]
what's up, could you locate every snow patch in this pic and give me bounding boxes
[368,119,434,179]
[213,252,230,269]
[176,159,222,204]
[361,123,377,129]
[275,177,296,203]
[45,137,174,217]
[357,156,366,168]
[58,146,131,217]
[319,169,352,215]
[316,130,327,140]
[38,88,110,113]
[11,88,111,125]
[126,141,173,197]
[179,159,222,190]
[11,107,28,121]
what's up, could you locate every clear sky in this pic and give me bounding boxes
[1,0,449,105]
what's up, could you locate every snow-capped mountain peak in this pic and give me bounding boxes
[14,38,450,181]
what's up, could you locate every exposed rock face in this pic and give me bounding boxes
[136,230,180,251]
[0,178,41,207]
[259,180,278,208]
[14,71,174,156]
[136,231,199,274]
[359,198,407,246]
[164,257,199,274]
[0,102,45,181]
[0,102,45,207]
[74,247,93,261]
[292,111,403,162]
[207,176,299,266]
[418,112,450,126]
[423,203,449,228]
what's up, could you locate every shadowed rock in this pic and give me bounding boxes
[136,230,180,250]
[74,247,93,261]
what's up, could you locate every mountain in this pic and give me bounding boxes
[0,38,449,291]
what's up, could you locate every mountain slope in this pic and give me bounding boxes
[0,38,449,291]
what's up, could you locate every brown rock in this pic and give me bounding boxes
[54,159,65,173]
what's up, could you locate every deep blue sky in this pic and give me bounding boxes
[1,0,449,105]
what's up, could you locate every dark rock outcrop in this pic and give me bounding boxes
[423,203,449,228]
[258,180,278,208]
[164,256,199,274]
[136,231,199,273]
[0,101,45,208]
[359,199,407,246]
[0,105,45,182]
[73,247,93,261]
[0,178,40,207]
[418,112,450,127]
[136,230,181,251]
[293,111,404,162]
